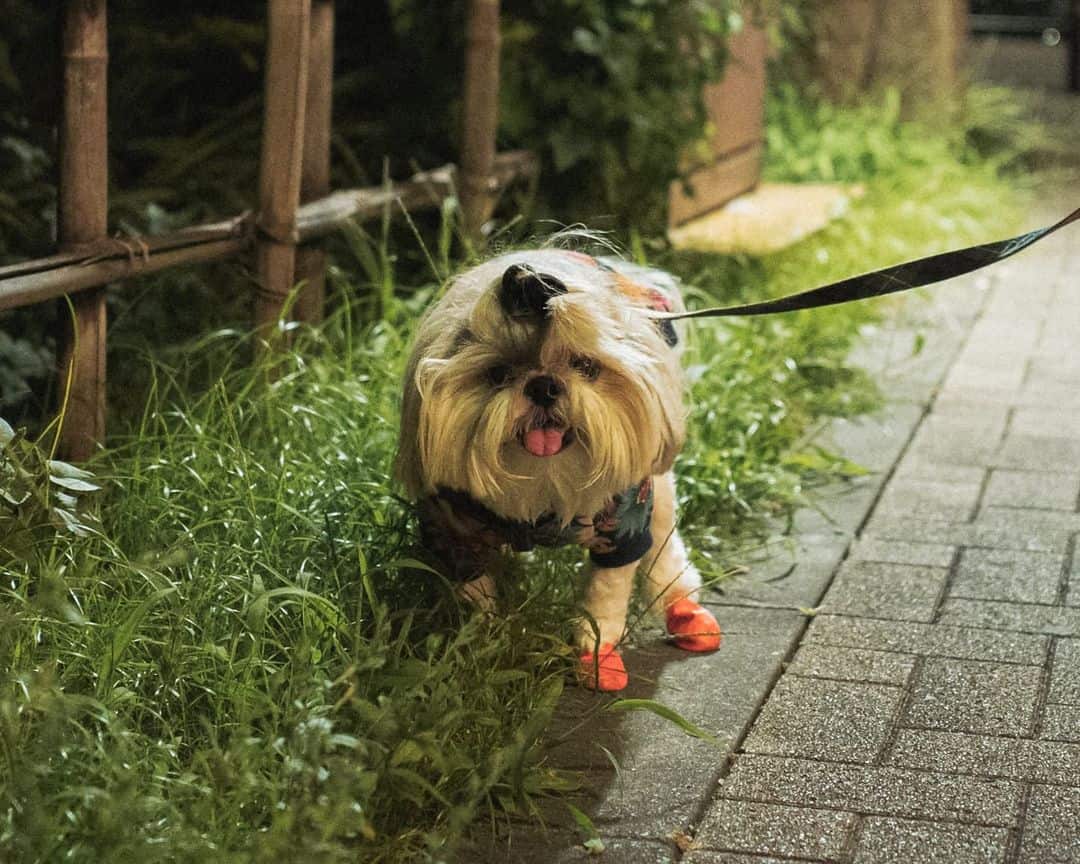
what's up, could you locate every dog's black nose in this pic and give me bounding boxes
[524,375,563,407]
[499,264,567,319]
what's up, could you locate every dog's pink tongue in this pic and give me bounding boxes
[525,427,565,457]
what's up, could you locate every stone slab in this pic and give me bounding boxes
[693,800,855,860]
[937,599,1080,636]
[863,508,1080,554]
[873,477,983,521]
[853,816,1010,864]
[719,754,1024,825]
[786,644,916,686]
[1041,704,1080,743]
[742,676,904,763]
[993,435,1080,471]
[848,538,957,569]
[951,547,1065,606]
[904,657,1043,736]
[803,614,1050,666]
[1050,638,1080,704]
[1019,785,1080,864]
[818,560,949,623]
[984,469,1080,510]
[473,832,678,864]
[887,729,1080,785]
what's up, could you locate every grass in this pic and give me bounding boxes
[0,84,1033,862]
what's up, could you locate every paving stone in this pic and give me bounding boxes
[713,536,849,610]
[944,358,1029,392]
[693,800,855,860]
[994,434,1080,471]
[743,676,903,763]
[786,481,882,541]
[906,418,1005,466]
[719,754,1023,826]
[1027,360,1080,389]
[1050,638,1080,703]
[787,645,916,686]
[893,459,986,485]
[1018,785,1080,864]
[848,537,957,568]
[1011,406,1080,439]
[937,599,1080,636]
[853,816,1009,864]
[874,477,982,521]
[983,469,1080,510]
[682,852,806,864]
[905,657,1042,736]
[803,614,1050,665]
[887,729,1080,785]
[812,404,925,473]
[863,509,1077,554]
[818,561,949,622]
[1041,704,1080,743]
[951,547,1064,605]
[472,832,678,864]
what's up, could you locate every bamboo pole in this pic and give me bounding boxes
[57,0,109,461]
[0,152,538,313]
[1070,0,1079,93]
[459,0,501,243]
[294,0,334,325]
[255,0,311,334]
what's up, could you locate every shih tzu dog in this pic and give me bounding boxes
[395,246,721,691]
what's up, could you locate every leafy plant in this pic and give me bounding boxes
[0,417,101,564]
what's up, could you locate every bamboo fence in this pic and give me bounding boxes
[7,0,532,460]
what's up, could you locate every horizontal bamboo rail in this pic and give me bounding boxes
[0,150,536,314]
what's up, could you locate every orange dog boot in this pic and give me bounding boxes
[665,598,722,652]
[577,642,628,692]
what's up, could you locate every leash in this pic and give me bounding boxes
[652,206,1080,321]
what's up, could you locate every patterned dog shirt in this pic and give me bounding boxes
[418,478,655,582]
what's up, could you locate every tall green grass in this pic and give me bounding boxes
[0,85,1033,862]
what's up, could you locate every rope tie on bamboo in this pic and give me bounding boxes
[255,215,301,245]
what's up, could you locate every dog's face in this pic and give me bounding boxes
[396,249,686,523]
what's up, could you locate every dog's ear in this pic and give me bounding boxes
[499,264,567,319]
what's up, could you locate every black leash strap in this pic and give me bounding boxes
[655,206,1080,321]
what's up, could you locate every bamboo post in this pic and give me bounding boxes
[459,0,501,243]
[294,0,334,325]
[57,0,109,461]
[1070,0,1079,93]
[255,0,311,335]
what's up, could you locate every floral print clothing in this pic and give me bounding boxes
[418,479,655,583]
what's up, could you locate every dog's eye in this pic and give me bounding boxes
[487,364,512,387]
[571,355,601,380]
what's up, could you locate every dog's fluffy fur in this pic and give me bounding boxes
[396,246,710,679]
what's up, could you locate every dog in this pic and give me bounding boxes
[395,246,721,691]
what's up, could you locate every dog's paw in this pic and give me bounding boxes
[577,642,628,692]
[665,598,722,652]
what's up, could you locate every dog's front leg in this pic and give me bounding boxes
[458,572,497,612]
[641,472,721,652]
[576,560,636,691]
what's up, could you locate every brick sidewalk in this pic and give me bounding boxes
[686,208,1080,862]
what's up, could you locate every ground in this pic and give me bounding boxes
[472,68,1080,864]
